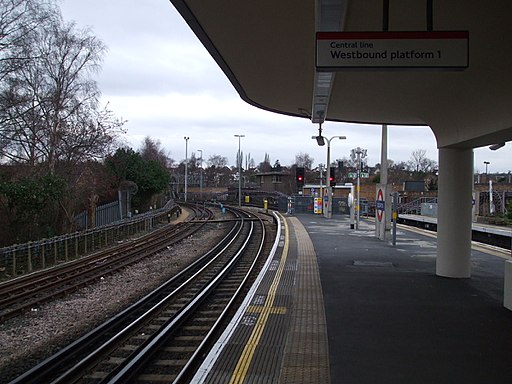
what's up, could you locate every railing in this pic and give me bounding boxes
[398,197,437,214]
[74,200,123,230]
[0,201,179,281]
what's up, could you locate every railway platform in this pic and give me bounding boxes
[193,213,512,384]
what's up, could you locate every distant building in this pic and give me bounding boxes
[254,171,294,195]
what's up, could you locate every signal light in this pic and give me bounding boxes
[329,167,336,187]
[329,167,335,182]
[296,167,305,187]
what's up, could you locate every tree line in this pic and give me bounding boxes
[0,0,127,245]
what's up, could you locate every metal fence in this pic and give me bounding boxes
[74,200,125,230]
[0,200,179,281]
[398,197,438,215]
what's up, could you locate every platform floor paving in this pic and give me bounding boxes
[193,213,512,383]
[300,214,512,384]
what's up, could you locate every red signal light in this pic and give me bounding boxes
[296,167,305,187]
[329,167,335,182]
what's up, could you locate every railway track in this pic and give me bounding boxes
[9,206,275,384]
[0,203,216,321]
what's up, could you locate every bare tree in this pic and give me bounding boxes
[0,14,124,171]
[139,136,170,168]
[0,0,58,82]
[387,160,411,183]
[339,156,366,169]
[207,154,228,168]
[408,149,437,173]
[294,152,314,169]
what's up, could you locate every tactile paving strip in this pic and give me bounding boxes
[193,214,330,383]
[278,217,330,384]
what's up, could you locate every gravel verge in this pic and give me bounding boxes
[0,221,230,382]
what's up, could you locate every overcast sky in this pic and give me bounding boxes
[59,0,511,173]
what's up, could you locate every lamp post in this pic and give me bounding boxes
[484,161,490,174]
[234,134,245,206]
[312,135,346,218]
[184,137,189,202]
[197,149,203,199]
[351,147,367,229]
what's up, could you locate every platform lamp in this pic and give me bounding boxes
[312,133,346,218]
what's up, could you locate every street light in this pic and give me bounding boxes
[234,134,245,206]
[184,137,189,202]
[197,149,203,199]
[312,135,347,218]
[351,147,367,229]
[484,161,490,174]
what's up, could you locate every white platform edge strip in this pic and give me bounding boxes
[190,211,284,383]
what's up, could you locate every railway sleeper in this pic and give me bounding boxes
[174,335,203,341]
[161,346,197,353]
[182,325,212,331]
[193,316,216,322]
[153,359,188,366]
[138,373,176,381]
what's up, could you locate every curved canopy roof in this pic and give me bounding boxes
[170,0,512,149]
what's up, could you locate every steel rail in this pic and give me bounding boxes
[8,207,242,384]
[102,215,257,383]
[0,208,188,295]
[0,203,210,295]
[173,210,266,383]
[0,205,214,320]
[50,214,246,384]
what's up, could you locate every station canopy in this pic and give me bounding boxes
[170,0,512,149]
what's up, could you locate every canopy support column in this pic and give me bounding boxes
[436,148,473,278]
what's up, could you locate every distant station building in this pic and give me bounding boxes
[254,171,294,195]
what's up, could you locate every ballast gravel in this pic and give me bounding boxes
[0,223,228,382]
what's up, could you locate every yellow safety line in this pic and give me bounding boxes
[246,305,287,315]
[228,213,289,384]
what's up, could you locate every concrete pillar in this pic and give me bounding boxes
[436,148,474,278]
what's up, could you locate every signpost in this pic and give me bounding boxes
[314,197,323,214]
[375,186,387,240]
[348,172,369,179]
[316,31,469,70]
[376,188,385,223]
